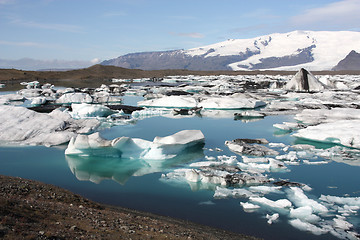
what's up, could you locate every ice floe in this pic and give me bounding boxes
[65,129,205,160]
[0,105,99,146]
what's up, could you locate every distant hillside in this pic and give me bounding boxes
[102,30,360,71]
[333,50,360,71]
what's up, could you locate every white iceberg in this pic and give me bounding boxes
[249,196,292,209]
[138,96,197,109]
[240,202,261,212]
[293,120,360,149]
[286,187,328,213]
[70,103,115,118]
[319,195,360,207]
[56,92,93,104]
[198,96,266,110]
[0,105,99,146]
[289,206,321,223]
[289,219,328,235]
[214,186,256,199]
[284,68,327,92]
[266,213,279,224]
[65,130,205,160]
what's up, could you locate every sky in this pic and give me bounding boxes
[1,0,360,63]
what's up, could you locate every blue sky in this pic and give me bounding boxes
[1,0,360,62]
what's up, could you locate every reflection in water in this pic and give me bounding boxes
[65,143,205,185]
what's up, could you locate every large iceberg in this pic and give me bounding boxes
[0,105,99,146]
[198,96,266,110]
[65,130,205,160]
[284,68,327,92]
[138,96,197,109]
[294,120,360,149]
[70,103,115,118]
[138,95,266,110]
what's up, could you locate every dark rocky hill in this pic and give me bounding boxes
[333,50,360,71]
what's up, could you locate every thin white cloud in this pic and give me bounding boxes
[170,32,204,38]
[290,0,360,30]
[10,18,83,33]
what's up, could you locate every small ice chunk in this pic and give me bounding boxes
[240,202,261,212]
[250,196,292,209]
[266,213,279,224]
[303,160,328,165]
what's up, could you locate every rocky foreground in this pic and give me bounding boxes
[0,175,259,240]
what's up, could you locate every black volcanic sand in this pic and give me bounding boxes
[0,175,260,240]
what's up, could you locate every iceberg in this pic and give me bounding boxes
[65,130,205,160]
[249,196,292,209]
[198,96,266,110]
[289,206,321,223]
[70,103,115,118]
[0,105,99,146]
[240,202,261,212]
[56,92,93,104]
[214,186,256,199]
[138,96,197,109]
[225,139,279,156]
[289,219,328,235]
[286,187,328,213]
[284,68,327,92]
[266,213,279,224]
[319,195,360,207]
[293,120,360,149]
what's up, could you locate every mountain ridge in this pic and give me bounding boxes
[102,30,360,71]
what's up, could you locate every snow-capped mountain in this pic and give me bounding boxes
[102,30,360,71]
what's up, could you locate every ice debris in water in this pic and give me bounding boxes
[65,129,205,160]
[214,186,256,199]
[289,219,328,235]
[286,187,328,213]
[225,139,279,157]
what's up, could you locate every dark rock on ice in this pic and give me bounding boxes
[225,139,278,156]
[273,180,303,187]
[106,104,144,114]
[166,90,193,96]
[233,138,269,144]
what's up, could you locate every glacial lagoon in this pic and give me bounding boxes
[1,72,360,240]
[0,95,359,240]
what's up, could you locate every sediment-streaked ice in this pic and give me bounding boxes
[0,105,99,146]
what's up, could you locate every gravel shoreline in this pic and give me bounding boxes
[0,175,261,240]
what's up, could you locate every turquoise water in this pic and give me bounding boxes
[0,97,359,239]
